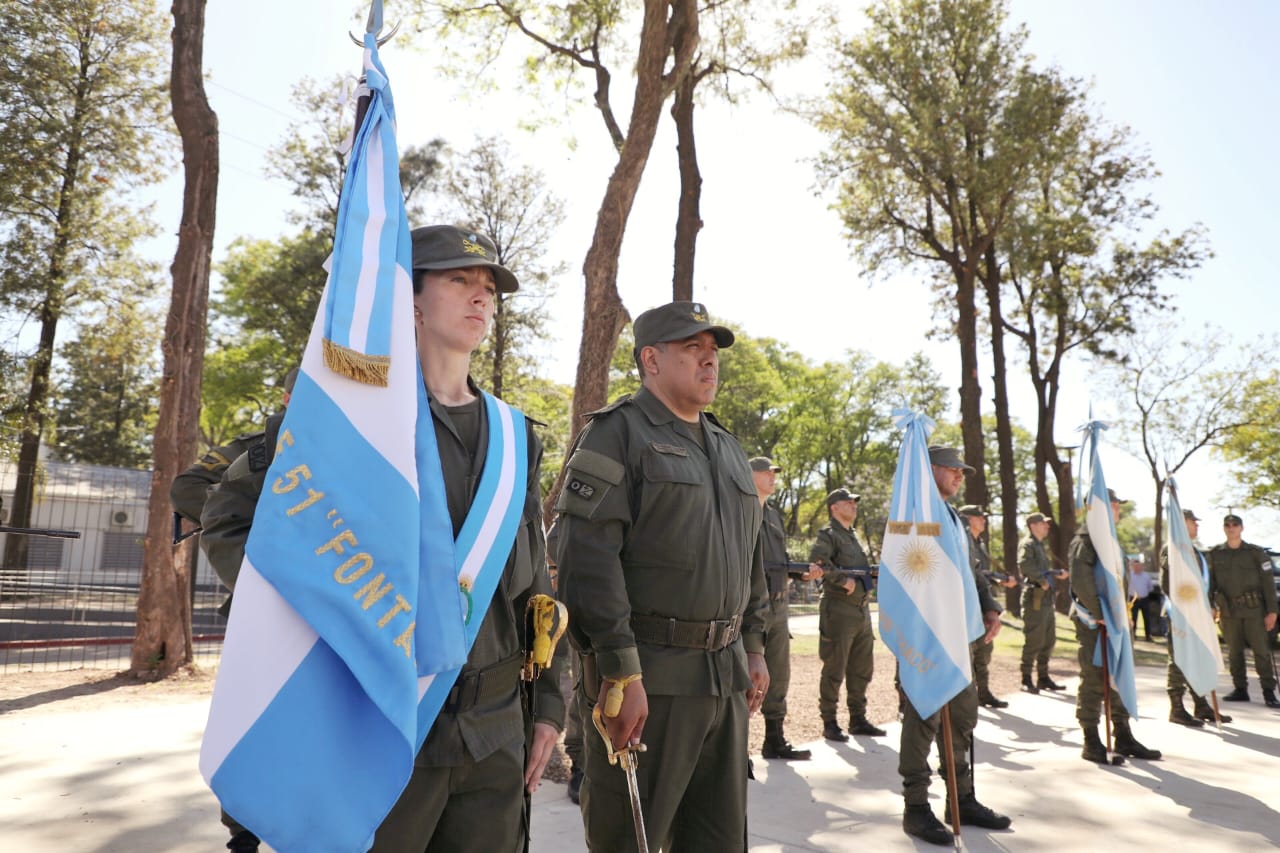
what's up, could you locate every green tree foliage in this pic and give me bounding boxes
[1217,371,1280,512]
[51,297,160,466]
[0,0,171,568]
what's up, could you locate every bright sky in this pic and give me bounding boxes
[140,0,1280,544]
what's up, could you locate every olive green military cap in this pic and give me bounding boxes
[957,505,986,518]
[826,487,861,506]
[1026,512,1048,525]
[1107,488,1128,504]
[749,456,781,472]
[410,224,519,293]
[1182,508,1200,521]
[1224,513,1243,525]
[632,301,735,350]
[927,445,974,472]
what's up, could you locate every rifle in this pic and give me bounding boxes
[765,560,878,580]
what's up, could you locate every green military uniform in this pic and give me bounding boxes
[760,501,793,724]
[555,385,768,852]
[1068,531,1128,726]
[898,507,1000,807]
[1159,542,1225,722]
[201,383,563,851]
[810,517,876,726]
[169,430,266,526]
[1018,535,1057,684]
[1208,540,1278,694]
[966,528,999,703]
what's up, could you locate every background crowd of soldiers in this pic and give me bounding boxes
[172,269,1280,849]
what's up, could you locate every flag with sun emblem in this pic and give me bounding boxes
[1163,479,1222,697]
[877,409,984,720]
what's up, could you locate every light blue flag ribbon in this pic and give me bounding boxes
[1074,418,1139,718]
[1163,479,1223,698]
[878,409,984,721]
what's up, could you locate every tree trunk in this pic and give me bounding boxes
[670,59,702,301]
[131,0,217,677]
[955,263,988,507]
[491,293,507,397]
[981,250,1019,582]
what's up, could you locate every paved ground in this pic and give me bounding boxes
[4,642,1279,851]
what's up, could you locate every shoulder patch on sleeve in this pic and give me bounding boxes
[565,448,625,485]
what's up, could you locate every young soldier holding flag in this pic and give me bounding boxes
[878,412,1011,846]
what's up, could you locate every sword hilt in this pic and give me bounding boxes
[591,703,646,768]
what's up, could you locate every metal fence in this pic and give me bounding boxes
[0,459,226,672]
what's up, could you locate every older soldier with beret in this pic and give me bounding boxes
[1019,512,1067,694]
[555,301,769,851]
[899,446,1011,845]
[752,456,820,761]
[1069,488,1160,763]
[1210,513,1280,707]
[810,487,886,740]
[958,505,1016,708]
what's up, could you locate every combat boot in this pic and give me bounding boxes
[847,715,887,737]
[1021,678,1039,694]
[1192,696,1231,723]
[1080,725,1120,764]
[1264,688,1280,708]
[1222,685,1250,701]
[946,793,1012,830]
[1168,698,1204,727]
[1036,676,1065,691]
[1113,718,1161,760]
[902,803,952,846]
[762,718,812,760]
[227,830,260,852]
[822,719,848,742]
[978,691,1009,709]
[567,764,584,805]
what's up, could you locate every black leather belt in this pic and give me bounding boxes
[631,613,742,651]
[441,653,523,713]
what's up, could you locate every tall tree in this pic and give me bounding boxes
[51,296,161,467]
[1217,371,1280,512]
[1105,322,1264,556]
[0,0,170,573]
[812,0,1044,510]
[131,0,217,677]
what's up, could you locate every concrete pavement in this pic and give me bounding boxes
[3,666,1278,851]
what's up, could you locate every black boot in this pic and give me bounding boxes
[1168,698,1204,727]
[762,718,812,760]
[1113,718,1161,760]
[1021,677,1039,694]
[1222,686,1250,702]
[1036,676,1065,691]
[567,764,584,805]
[823,719,848,742]
[1264,688,1280,708]
[848,715,887,737]
[227,830,260,852]
[978,691,1009,708]
[947,793,1012,829]
[1081,725,1120,764]
[903,803,953,845]
[1193,696,1232,723]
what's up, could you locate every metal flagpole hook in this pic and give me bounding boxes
[349,0,401,47]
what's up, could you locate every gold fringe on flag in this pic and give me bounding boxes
[887,521,914,535]
[915,522,941,536]
[323,338,390,387]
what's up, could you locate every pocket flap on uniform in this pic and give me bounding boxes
[565,448,625,485]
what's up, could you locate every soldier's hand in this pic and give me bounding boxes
[982,609,1002,643]
[1266,612,1277,632]
[803,564,824,581]
[842,578,856,594]
[1001,576,1019,589]
[598,677,648,752]
[524,721,558,794]
[745,652,770,714]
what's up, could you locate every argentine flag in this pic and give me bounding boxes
[1164,479,1223,698]
[199,23,526,853]
[878,409,984,720]
[1075,419,1139,718]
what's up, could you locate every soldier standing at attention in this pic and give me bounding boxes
[1069,489,1161,763]
[1210,513,1280,707]
[1162,508,1232,726]
[899,447,1011,846]
[753,456,821,761]
[810,488,886,740]
[959,505,1016,708]
[554,301,770,851]
[1019,513,1067,694]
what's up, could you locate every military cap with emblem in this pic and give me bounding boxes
[826,487,861,506]
[1182,508,1201,521]
[957,505,986,518]
[749,456,782,472]
[633,301,735,351]
[1223,513,1243,525]
[1025,512,1048,525]
[927,445,975,472]
[410,224,519,293]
